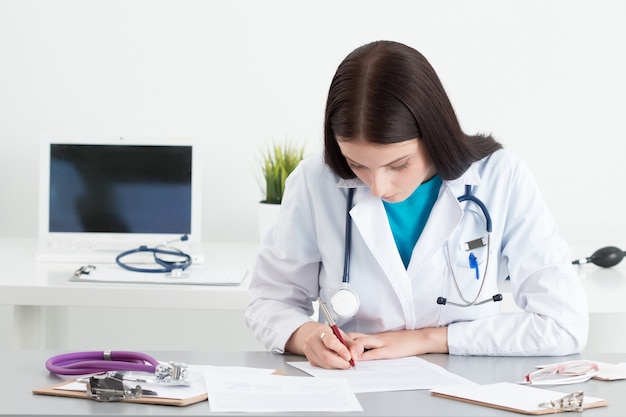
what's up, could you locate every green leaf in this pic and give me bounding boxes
[260,141,304,204]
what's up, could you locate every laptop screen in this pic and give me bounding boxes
[49,144,193,234]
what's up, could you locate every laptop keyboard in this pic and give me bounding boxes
[47,240,140,252]
[38,240,205,264]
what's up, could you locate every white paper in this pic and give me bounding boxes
[288,356,474,393]
[593,361,626,380]
[203,371,363,412]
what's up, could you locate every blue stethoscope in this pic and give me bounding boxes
[115,235,192,276]
[330,185,502,318]
[330,187,359,318]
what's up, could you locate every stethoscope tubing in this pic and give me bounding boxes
[46,351,159,375]
[342,187,355,285]
[115,245,192,273]
[330,187,360,318]
[458,184,492,233]
[439,184,501,306]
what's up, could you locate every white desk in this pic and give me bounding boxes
[0,238,257,309]
[2,238,626,350]
[0,238,259,349]
[498,261,626,314]
[4,350,626,416]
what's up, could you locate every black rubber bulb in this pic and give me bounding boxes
[588,246,625,268]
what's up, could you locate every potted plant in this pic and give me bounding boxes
[260,141,305,204]
[257,140,305,238]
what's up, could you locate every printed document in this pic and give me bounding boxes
[203,370,362,412]
[288,356,474,393]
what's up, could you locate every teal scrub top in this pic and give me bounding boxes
[383,175,442,268]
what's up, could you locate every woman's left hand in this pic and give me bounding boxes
[347,327,449,361]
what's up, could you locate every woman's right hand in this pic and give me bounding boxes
[285,321,356,369]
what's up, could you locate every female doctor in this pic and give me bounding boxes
[245,40,588,369]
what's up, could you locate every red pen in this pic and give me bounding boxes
[318,298,355,367]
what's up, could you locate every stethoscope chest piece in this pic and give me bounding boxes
[330,287,360,318]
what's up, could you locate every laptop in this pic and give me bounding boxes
[37,135,204,264]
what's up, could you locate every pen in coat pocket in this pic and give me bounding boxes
[469,252,479,279]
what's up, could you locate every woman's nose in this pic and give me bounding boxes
[368,171,387,198]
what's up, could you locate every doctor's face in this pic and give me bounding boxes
[337,137,436,203]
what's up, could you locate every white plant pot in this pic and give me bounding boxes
[258,202,281,241]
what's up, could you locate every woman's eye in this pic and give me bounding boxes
[390,163,409,172]
[348,163,364,171]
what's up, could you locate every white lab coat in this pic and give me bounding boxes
[245,150,588,356]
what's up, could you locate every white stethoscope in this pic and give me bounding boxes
[329,185,502,319]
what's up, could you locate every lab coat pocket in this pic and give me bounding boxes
[438,249,500,324]
[449,243,489,279]
[445,264,486,303]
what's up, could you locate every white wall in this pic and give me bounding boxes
[1,0,625,251]
[1,0,626,352]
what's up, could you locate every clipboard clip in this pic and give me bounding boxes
[538,391,584,412]
[73,264,96,277]
[85,372,157,402]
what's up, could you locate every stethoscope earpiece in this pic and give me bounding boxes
[572,246,626,268]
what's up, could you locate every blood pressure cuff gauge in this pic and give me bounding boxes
[572,246,626,268]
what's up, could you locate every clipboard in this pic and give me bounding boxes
[70,264,247,286]
[33,379,207,407]
[430,382,608,415]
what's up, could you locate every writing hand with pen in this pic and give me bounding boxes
[285,299,357,370]
[318,299,356,369]
[285,299,450,369]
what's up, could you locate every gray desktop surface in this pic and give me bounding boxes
[4,350,625,416]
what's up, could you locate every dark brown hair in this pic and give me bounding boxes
[324,40,502,180]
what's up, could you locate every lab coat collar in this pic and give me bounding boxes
[336,177,365,189]
[349,191,416,322]
[335,165,483,257]
[412,163,482,267]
